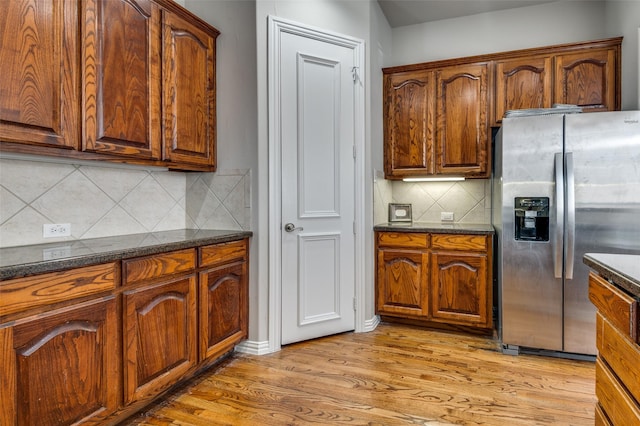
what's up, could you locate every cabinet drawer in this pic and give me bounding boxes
[431,234,488,252]
[596,313,640,404]
[589,272,638,341]
[595,403,612,426]
[123,249,196,285]
[377,232,429,249]
[595,358,640,425]
[0,263,116,317]
[200,240,247,268]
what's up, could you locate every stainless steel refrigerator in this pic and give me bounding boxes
[492,110,640,356]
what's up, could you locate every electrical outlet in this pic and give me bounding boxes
[43,223,71,238]
[440,212,454,222]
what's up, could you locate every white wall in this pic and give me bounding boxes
[605,0,640,110]
[390,1,607,66]
[182,0,261,342]
[368,1,393,323]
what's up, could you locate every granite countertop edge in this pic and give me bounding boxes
[374,222,495,235]
[583,253,640,298]
[0,229,253,281]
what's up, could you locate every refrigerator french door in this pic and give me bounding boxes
[493,111,640,356]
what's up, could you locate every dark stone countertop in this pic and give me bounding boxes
[584,253,640,298]
[0,229,252,281]
[374,222,494,235]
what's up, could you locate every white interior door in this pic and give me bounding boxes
[276,21,359,345]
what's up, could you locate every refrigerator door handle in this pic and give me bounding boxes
[565,152,576,280]
[554,152,564,279]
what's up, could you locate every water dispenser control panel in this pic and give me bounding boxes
[514,197,549,241]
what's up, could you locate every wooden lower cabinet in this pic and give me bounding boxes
[199,261,248,361]
[430,251,489,327]
[589,272,640,426]
[377,248,429,318]
[122,275,197,405]
[0,236,250,425]
[0,296,118,426]
[376,231,493,330]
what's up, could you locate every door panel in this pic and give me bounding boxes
[563,112,640,355]
[498,114,564,351]
[280,28,356,345]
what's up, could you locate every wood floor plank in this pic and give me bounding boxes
[123,323,596,425]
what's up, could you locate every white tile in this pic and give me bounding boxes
[202,173,243,202]
[0,207,63,247]
[437,185,477,216]
[0,159,75,203]
[82,206,145,239]
[419,181,456,201]
[153,203,187,232]
[152,171,186,201]
[223,182,246,221]
[185,177,222,227]
[410,186,436,220]
[0,186,26,224]
[119,176,177,231]
[31,171,115,237]
[81,165,148,202]
[459,179,488,202]
[201,204,241,230]
[458,202,487,224]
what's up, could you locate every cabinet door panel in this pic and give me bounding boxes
[123,276,197,404]
[435,63,489,176]
[376,248,429,317]
[199,262,248,361]
[83,0,161,158]
[383,70,435,177]
[430,252,489,327]
[494,55,552,124]
[554,48,617,112]
[0,0,78,149]
[163,12,216,167]
[2,297,118,426]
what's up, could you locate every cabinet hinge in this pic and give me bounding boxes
[353,221,356,235]
[353,297,357,311]
[353,145,356,159]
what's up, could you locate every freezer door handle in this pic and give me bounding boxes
[565,152,575,280]
[554,152,564,279]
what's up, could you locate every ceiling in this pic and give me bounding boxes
[377,0,556,28]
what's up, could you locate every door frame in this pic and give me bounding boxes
[267,16,366,353]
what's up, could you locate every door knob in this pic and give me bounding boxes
[284,223,303,232]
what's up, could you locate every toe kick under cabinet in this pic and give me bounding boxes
[0,235,249,426]
[376,230,493,331]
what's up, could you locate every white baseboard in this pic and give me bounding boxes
[363,315,380,332]
[235,339,272,355]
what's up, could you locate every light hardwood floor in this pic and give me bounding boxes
[123,323,596,425]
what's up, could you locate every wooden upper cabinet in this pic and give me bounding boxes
[82,0,161,159]
[162,11,217,168]
[554,47,618,112]
[383,70,435,177]
[435,63,490,177]
[494,55,553,124]
[0,0,79,149]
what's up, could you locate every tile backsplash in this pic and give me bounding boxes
[373,170,491,224]
[0,157,250,248]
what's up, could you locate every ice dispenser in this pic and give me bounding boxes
[514,197,549,241]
